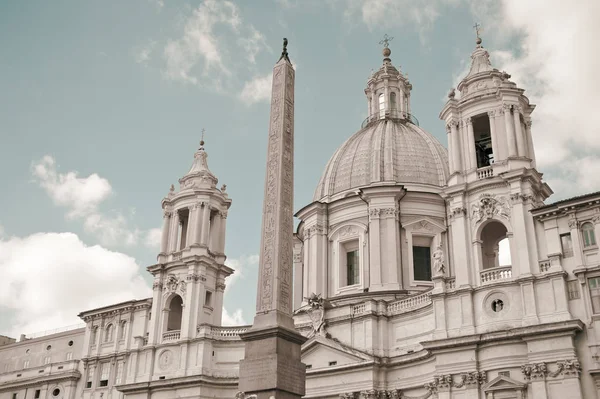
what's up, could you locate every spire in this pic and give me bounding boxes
[179,129,218,189]
[464,24,493,78]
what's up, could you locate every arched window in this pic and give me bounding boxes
[481,221,511,269]
[390,92,397,116]
[104,324,114,343]
[379,93,385,119]
[119,321,127,340]
[166,295,183,332]
[90,327,97,345]
[582,223,597,248]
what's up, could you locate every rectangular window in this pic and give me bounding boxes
[66,352,73,361]
[473,113,494,168]
[560,233,573,258]
[583,224,597,248]
[589,277,600,314]
[99,363,110,387]
[346,250,360,286]
[34,390,40,399]
[86,367,93,388]
[567,280,580,300]
[328,361,337,366]
[205,291,213,307]
[114,362,123,385]
[23,360,29,369]
[413,246,432,281]
[12,394,17,399]
[44,357,51,365]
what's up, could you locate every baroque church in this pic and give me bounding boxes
[1,35,600,399]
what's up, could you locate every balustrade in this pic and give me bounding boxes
[480,266,512,283]
[162,330,180,341]
[539,259,551,273]
[477,166,494,179]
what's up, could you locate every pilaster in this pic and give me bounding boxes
[503,104,518,157]
[465,117,476,170]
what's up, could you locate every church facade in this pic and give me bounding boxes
[1,37,600,399]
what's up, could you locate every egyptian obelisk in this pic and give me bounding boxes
[237,38,307,399]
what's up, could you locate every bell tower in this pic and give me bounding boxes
[147,135,233,347]
[439,32,552,326]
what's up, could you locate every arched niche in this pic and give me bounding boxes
[165,294,183,332]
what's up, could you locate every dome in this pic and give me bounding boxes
[313,119,449,201]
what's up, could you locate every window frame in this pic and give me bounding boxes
[412,245,432,282]
[589,276,600,314]
[99,362,110,387]
[582,222,597,248]
[338,239,360,290]
[104,324,114,343]
[560,233,574,258]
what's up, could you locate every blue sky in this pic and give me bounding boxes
[1,0,598,337]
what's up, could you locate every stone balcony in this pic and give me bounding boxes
[162,330,180,342]
[480,265,512,284]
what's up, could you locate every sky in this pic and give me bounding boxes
[0,0,599,338]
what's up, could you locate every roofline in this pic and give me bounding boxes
[532,190,600,213]
[77,297,152,319]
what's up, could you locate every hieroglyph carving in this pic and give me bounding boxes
[257,58,294,314]
[471,194,510,224]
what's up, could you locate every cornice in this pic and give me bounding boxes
[0,370,81,392]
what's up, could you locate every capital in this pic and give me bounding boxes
[514,105,523,113]
[525,120,533,128]
[465,117,472,125]
[487,110,496,118]
[502,102,512,111]
[163,210,172,218]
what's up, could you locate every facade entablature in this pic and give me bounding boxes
[79,299,152,324]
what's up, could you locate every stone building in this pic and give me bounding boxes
[1,37,600,399]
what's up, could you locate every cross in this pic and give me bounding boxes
[473,23,481,39]
[200,128,206,147]
[379,34,393,48]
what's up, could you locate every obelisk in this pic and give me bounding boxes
[238,38,307,399]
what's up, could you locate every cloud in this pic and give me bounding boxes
[144,227,163,248]
[31,156,157,247]
[161,0,268,90]
[135,41,157,65]
[0,232,151,337]
[239,72,272,105]
[225,254,259,292]
[221,308,246,326]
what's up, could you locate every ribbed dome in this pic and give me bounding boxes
[314,120,449,201]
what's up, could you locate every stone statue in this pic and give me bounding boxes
[432,244,445,276]
[448,88,456,99]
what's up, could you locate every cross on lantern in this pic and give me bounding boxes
[379,34,393,48]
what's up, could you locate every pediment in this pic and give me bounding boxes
[402,217,446,233]
[301,335,373,369]
[482,375,527,393]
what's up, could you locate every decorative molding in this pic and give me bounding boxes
[568,218,578,229]
[305,223,326,238]
[465,117,472,125]
[471,194,510,224]
[163,210,172,218]
[293,252,302,263]
[219,210,228,219]
[521,362,547,381]
[152,281,163,291]
[186,273,206,282]
[163,274,187,296]
[369,208,381,219]
[295,293,328,338]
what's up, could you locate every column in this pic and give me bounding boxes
[568,216,584,267]
[169,211,180,252]
[399,88,405,115]
[525,120,536,167]
[369,208,382,288]
[446,123,455,173]
[384,80,389,115]
[148,277,163,345]
[503,103,518,157]
[193,202,203,244]
[160,211,171,253]
[218,211,228,253]
[450,206,472,287]
[466,117,476,170]
[200,204,210,246]
[209,212,222,252]
[488,110,499,163]
[450,119,461,172]
[186,206,197,247]
[513,105,526,157]
[511,195,534,275]
[472,240,483,281]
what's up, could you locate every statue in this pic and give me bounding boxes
[448,88,456,99]
[432,244,445,276]
[221,184,227,192]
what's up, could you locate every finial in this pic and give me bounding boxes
[473,23,482,45]
[379,34,393,58]
[278,37,291,63]
[448,88,456,99]
[169,184,174,192]
[200,128,205,148]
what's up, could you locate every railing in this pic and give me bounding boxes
[477,166,494,179]
[480,266,512,283]
[25,323,87,340]
[445,277,456,291]
[162,330,180,341]
[195,324,249,340]
[539,260,551,273]
[351,304,366,316]
[387,291,432,315]
[361,110,420,129]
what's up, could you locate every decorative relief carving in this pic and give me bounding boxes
[413,220,433,232]
[487,110,496,118]
[568,218,578,229]
[219,210,228,219]
[470,194,510,224]
[521,359,581,380]
[163,210,172,218]
[502,103,512,111]
[235,392,257,399]
[369,208,381,219]
[296,293,328,338]
[521,362,547,381]
[465,117,473,125]
[339,226,358,238]
[510,193,532,204]
[380,207,399,219]
[158,350,173,370]
[152,281,163,291]
[293,252,302,263]
[306,223,326,238]
[216,282,226,291]
[163,274,187,296]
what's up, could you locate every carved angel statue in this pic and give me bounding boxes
[432,245,445,276]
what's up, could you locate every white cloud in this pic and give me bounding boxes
[144,227,163,248]
[239,72,272,105]
[162,0,268,89]
[221,307,246,326]
[225,254,259,292]
[0,232,151,337]
[135,41,156,65]
[31,156,158,247]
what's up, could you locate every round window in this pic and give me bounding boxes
[46,345,52,351]
[491,299,504,312]
[26,349,30,354]
[68,340,73,346]
[52,388,60,397]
